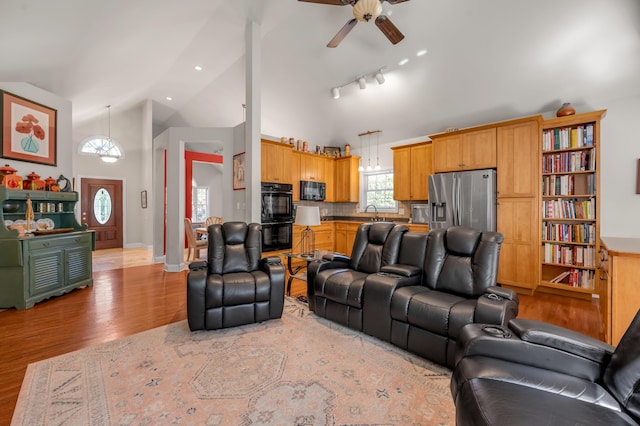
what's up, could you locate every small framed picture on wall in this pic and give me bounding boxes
[233,152,246,190]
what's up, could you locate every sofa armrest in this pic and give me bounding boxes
[307,256,351,311]
[509,318,614,364]
[474,286,519,327]
[380,264,421,278]
[455,322,613,381]
[260,256,285,319]
[187,262,209,331]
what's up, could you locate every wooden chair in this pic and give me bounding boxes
[205,216,223,227]
[184,217,207,261]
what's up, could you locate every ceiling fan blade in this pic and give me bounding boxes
[327,18,358,48]
[298,0,351,5]
[375,15,405,45]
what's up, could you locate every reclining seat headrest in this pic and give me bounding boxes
[208,222,261,275]
[423,227,502,298]
[350,222,408,274]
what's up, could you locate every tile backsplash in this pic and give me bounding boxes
[294,200,424,222]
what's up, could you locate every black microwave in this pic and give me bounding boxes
[300,181,326,201]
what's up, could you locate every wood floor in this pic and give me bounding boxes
[0,248,603,425]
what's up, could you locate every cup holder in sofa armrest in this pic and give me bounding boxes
[481,325,511,338]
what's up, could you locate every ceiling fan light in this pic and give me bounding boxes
[332,87,340,99]
[353,0,383,22]
[358,76,367,90]
[375,70,385,85]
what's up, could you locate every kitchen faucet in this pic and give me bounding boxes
[364,204,380,221]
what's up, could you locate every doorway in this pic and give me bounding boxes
[80,178,124,250]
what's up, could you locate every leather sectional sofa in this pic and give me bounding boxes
[451,310,640,425]
[307,222,519,368]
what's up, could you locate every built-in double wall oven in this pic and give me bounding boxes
[261,182,293,252]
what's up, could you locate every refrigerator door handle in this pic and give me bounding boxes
[455,175,462,226]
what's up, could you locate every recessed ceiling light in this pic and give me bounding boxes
[166,96,173,101]
[194,65,203,71]
[416,49,428,57]
[398,58,409,66]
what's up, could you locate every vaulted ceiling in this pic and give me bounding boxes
[1,0,638,146]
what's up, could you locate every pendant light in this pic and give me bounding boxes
[357,133,364,172]
[374,132,381,170]
[365,132,372,171]
[98,105,121,163]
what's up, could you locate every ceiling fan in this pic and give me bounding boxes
[299,0,409,48]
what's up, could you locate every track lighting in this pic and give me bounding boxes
[330,66,386,99]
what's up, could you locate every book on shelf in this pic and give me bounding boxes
[542,124,595,151]
[549,270,571,283]
[546,269,595,289]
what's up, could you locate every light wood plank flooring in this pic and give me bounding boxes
[0,248,603,425]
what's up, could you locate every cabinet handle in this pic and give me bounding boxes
[43,242,50,247]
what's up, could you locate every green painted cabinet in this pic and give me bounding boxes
[0,187,94,309]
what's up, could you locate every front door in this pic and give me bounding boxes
[81,178,123,250]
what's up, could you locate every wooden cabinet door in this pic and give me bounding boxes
[300,154,321,181]
[410,144,432,200]
[276,144,292,184]
[463,128,497,170]
[334,157,359,202]
[291,151,301,201]
[261,142,276,182]
[323,157,335,202]
[346,223,360,257]
[433,135,464,173]
[497,197,538,291]
[497,121,539,197]
[393,147,411,200]
[334,223,347,254]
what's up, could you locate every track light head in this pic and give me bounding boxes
[358,76,366,90]
[375,70,385,85]
[331,87,340,99]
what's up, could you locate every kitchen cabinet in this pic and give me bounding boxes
[599,237,640,345]
[334,222,361,256]
[0,187,94,309]
[324,157,335,202]
[261,139,293,184]
[431,128,496,173]
[334,156,360,202]
[495,117,541,293]
[392,141,432,201]
[300,152,324,182]
[291,151,301,201]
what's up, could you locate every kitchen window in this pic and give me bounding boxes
[360,170,398,213]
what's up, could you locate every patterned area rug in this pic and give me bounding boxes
[12,299,454,425]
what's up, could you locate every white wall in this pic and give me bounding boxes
[600,94,640,238]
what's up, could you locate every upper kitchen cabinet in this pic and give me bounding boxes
[431,128,497,173]
[324,157,335,202]
[392,141,432,201]
[261,139,293,184]
[300,152,324,182]
[334,156,360,202]
[291,151,301,201]
[497,118,541,197]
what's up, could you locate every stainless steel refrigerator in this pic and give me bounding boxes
[428,169,497,232]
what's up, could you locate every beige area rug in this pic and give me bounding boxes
[12,299,454,425]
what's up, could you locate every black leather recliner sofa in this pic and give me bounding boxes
[187,222,285,331]
[307,223,519,368]
[451,310,640,425]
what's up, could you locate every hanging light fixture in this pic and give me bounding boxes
[97,105,121,163]
[375,132,381,170]
[375,68,385,85]
[357,133,364,172]
[358,76,367,90]
[366,132,373,171]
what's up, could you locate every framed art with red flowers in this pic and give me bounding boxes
[1,90,57,166]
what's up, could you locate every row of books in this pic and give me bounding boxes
[542,198,595,219]
[542,149,595,173]
[543,243,596,267]
[547,269,595,289]
[542,124,594,151]
[542,222,595,243]
[542,174,595,196]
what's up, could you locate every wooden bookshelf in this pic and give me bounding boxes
[538,110,606,299]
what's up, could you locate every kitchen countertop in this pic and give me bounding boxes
[601,237,640,257]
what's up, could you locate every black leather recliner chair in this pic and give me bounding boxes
[451,310,640,425]
[306,222,408,331]
[186,222,285,331]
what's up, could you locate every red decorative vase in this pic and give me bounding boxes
[556,103,576,117]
